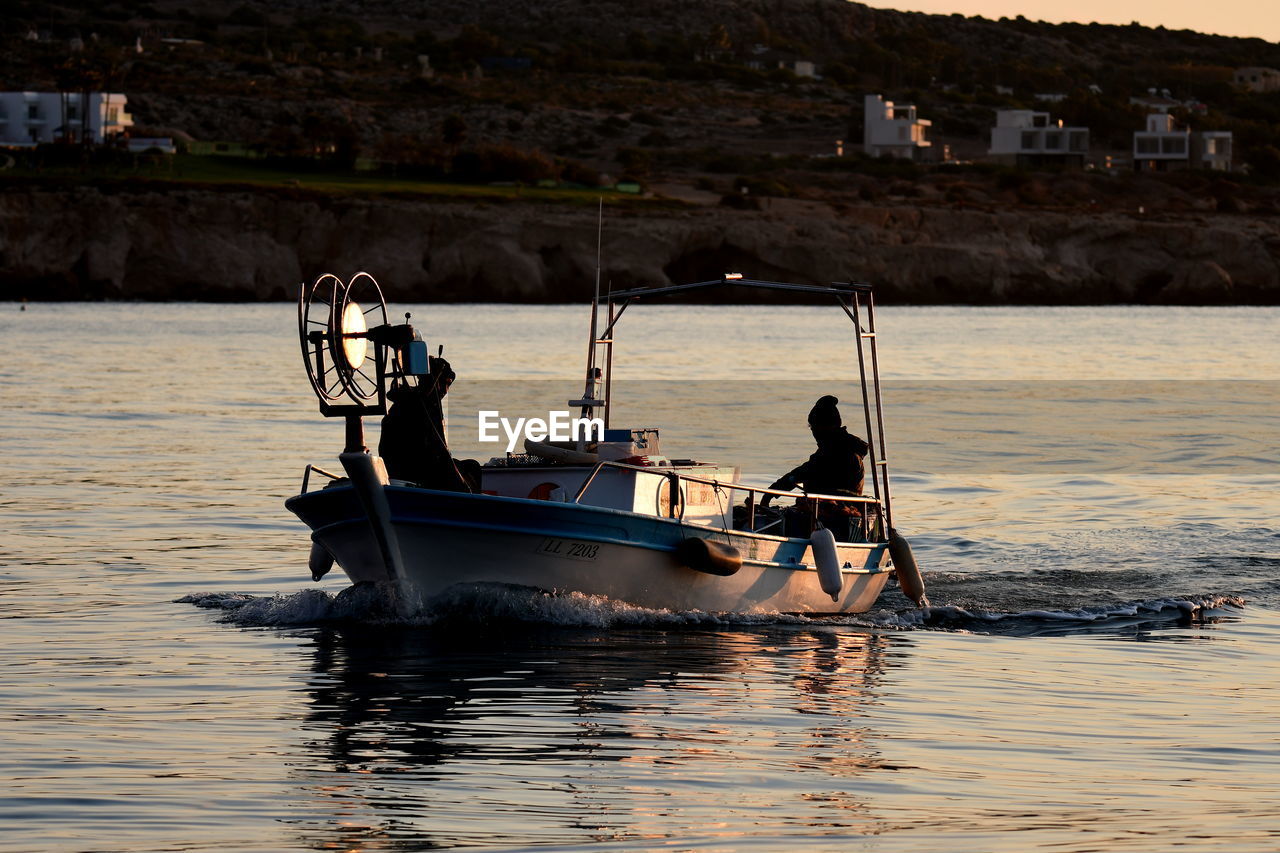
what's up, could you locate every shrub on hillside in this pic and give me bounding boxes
[559,159,603,187]
[451,144,558,183]
[719,191,760,209]
[733,175,792,197]
[617,147,654,177]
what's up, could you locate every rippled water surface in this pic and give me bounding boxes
[1,302,1277,852]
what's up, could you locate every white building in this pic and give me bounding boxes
[1129,93,1181,112]
[989,110,1088,167]
[744,47,817,78]
[0,91,133,146]
[1233,67,1280,93]
[791,60,816,78]
[1198,132,1233,171]
[1133,113,1232,172]
[863,94,931,160]
[1133,112,1187,170]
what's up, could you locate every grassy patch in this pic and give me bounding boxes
[1,154,674,207]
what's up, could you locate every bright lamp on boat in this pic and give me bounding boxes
[340,301,368,369]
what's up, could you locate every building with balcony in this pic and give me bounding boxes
[1133,112,1188,171]
[1133,113,1232,172]
[0,91,133,146]
[863,94,932,160]
[1198,132,1233,171]
[988,110,1088,167]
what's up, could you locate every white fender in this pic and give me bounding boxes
[889,528,929,608]
[810,527,843,601]
[308,541,335,581]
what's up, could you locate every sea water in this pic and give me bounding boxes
[1,302,1277,852]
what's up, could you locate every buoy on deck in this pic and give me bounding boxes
[888,527,929,608]
[674,537,742,576]
[810,527,843,601]
[309,541,335,581]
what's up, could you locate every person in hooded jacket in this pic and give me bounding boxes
[760,395,869,538]
[378,355,478,493]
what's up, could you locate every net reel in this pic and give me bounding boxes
[298,272,422,420]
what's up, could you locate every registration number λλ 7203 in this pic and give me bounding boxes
[535,538,600,561]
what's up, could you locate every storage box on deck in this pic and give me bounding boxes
[595,428,661,461]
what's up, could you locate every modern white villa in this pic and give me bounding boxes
[988,110,1089,167]
[1133,113,1232,172]
[0,91,133,146]
[863,94,932,160]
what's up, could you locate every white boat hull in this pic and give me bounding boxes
[288,484,895,615]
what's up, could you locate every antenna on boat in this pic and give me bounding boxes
[570,200,609,443]
[594,197,603,306]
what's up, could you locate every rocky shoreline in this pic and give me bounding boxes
[2,186,1278,304]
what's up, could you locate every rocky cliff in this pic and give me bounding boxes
[2,186,1277,303]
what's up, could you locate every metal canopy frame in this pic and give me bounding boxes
[575,274,897,531]
[608,276,872,301]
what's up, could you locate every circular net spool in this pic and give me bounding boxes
[335,272,389,404]
[298,272,391,410]
[298,273,346,404]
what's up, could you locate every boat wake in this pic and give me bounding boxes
[871,594,1246,636]
[177,584,1245,637]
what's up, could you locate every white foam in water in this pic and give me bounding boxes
[179,590,358,625]
[180,584,818,628]
[177,587,1246,633]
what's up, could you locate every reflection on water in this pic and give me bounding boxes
[290,626,898,849]
[274,608,1280,852]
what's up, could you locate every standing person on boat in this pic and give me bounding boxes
[378,356,479,493]
[761,396,868,536]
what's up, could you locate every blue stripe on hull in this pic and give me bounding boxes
[286,485,892,611]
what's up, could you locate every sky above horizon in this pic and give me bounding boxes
[867,0,1280,44]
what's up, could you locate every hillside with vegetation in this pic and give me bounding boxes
[2,0,1279,302]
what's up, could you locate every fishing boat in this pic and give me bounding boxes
[286,272,927,615]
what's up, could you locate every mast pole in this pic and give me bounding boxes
[604,298,615,429]
[865,293,893,531]
[847,294,884,523]
[594,197,603,306]
[578,199,604,426]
